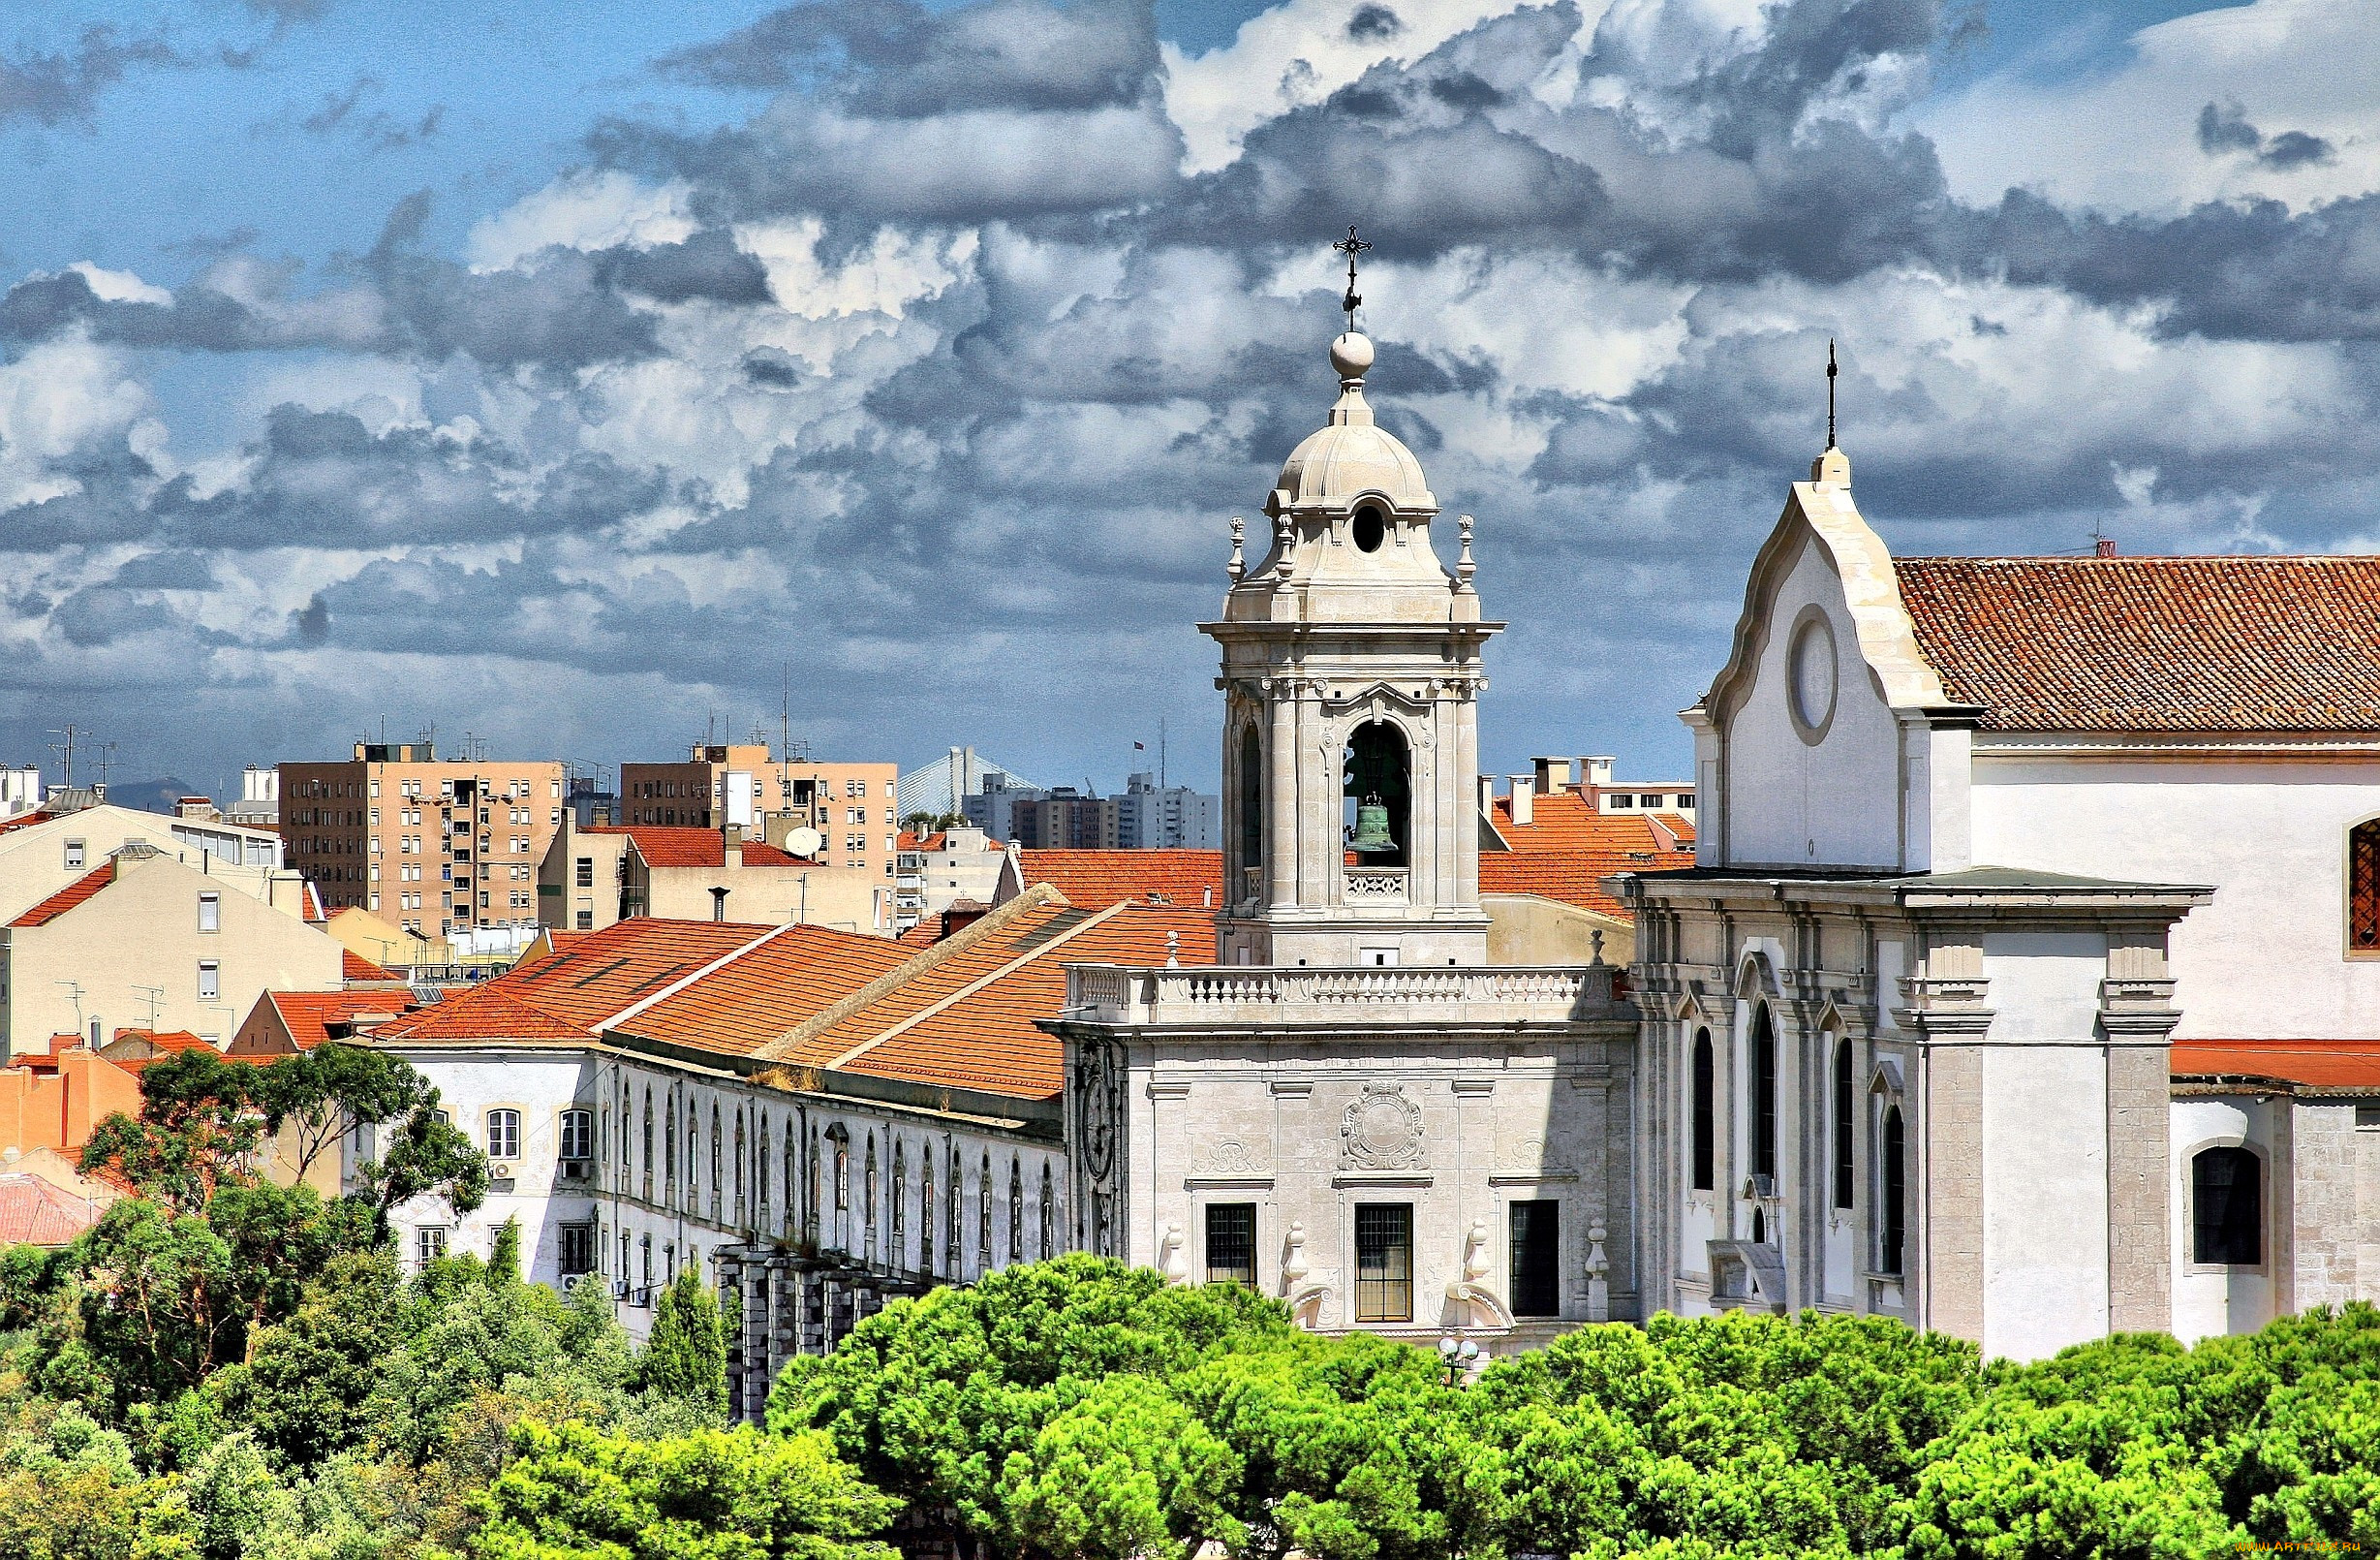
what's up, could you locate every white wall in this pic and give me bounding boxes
[1972,757,2380,1040]
[1721,537,1906,871]
[1978,933,2111,1361]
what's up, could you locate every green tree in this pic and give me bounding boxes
[209,1251,410,1469]
[638,1270,727,1419]
[465,1420,897,1560]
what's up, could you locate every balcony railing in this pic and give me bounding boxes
[1343,865,1408,902]
[1063,963,1610,1026]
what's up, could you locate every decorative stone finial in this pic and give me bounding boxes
[1810,446,1851,486]
[1164,930,1180,968]
[1226,516,1245,583]
[1456,515,1476,591]
[1591,927,1605,966]
[1330,330,1375,383]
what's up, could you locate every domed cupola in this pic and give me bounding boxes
[1269,332,1437,519]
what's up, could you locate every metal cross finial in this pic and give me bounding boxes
[1332,225,1371,332]
[1826,338,1839,452]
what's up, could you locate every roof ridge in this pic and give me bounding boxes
[753,884,1071,1064]
[594,921,787,1034]
[819,897,1134,1075]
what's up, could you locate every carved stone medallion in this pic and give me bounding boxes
[1339,1081,1425,1170]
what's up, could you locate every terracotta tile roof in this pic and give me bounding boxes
[1894,555,2380,733]
[899,830,944,851]
[1489,792,1695,852]
[260,991,417,1051]
[342,948,401,982]
[8,864,113,926]
[775,893,1216,1101]
[374,918,772,1043]
[0,1175,108,1245]
[896,919,945,947]
[1477,796,1695,917]
[615,924,914,1057]
[2170,1040,2380,1091]
[1012,849,1223,910]
[594,826,801,868]
[0,811,55,837]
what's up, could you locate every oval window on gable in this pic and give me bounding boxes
[1352,505,1386,553]
[1789,612,1839,734]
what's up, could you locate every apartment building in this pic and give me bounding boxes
[278,743,567,938]
[619,744,896,884]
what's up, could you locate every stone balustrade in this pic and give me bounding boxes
[1062,962,1616,1026]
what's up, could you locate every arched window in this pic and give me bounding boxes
[831,1131,849,1211]
[641,1089,654,1191]
[1690,1029,1715,1192]
[864,1135,879,1262]
[921,1151,936,1274]
[757,1116,770,1226]
[1008,1155,1024,1263]
[1880,1106,1905,1275]
[710,1105,724,1218]
[734,1110,747,1225]
[1833,1039,1855,1210]
[891,1139,907,1263]
[688,1112,700,1214]
[1750,1006,1777,1180]
[979,1151,993,1273]
[2193,1146,2262,1265]
[945,1144,962,1275]
[621,1078,634,1192]
[805,1128,820,1240]
[1039,1163,1055,1258]
[1238,726,1263,889]
[785,1129,799,1237]
[2354,818,2380,952]
[665,1095,677,1195]
[1343,721,1410,867]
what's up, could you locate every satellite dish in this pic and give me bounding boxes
[787,826,823,859]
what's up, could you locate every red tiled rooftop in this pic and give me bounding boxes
[1488,792,1695,854]
[342,948,401,982]
[259,990,417,1051]
[9,864,113,927]
[616,923,914,1057]
[2171,1040,2380,1091]
[591,826,802,868]
[1896,555,2380,733]
[1013,849,1223,910]
[0,1175,108,1245]
[375,918,772,1042]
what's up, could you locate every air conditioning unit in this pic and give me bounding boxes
[559,1159,591,1182]
[488,1161,519,1183]
[610,1278,630,1299]
[631,1286,654,1309]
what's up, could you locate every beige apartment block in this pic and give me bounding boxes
[0,803,286,922]
[279,743,566,938]
[539,816,889,935]
[0,843,344,1061]
[620,744,897,886]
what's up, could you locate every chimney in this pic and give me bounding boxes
[2095,536,2118,558]
[940,898,990,939]
[709,885,729,921]
[1476,774,1497,819]
[722,823,744,870]
[593,804,611,827]
[1507,774,1534,827]
[1532,757,1573,796]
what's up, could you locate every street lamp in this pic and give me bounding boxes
[1437,1334,1479,1386]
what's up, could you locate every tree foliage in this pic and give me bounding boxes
[637,1271,727,1419]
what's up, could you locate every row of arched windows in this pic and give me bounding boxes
[1688,1017,1904,1274]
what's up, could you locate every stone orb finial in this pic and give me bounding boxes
[1330,331,1375,381]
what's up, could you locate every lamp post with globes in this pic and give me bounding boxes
[1437,1333,1479,1386]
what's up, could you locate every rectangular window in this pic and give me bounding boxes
[559,1224,595,1276]
[1508,1201,1560,1317]
[198,892,220,933]
[575,857,593,888]
[575,910,593,930]
[198,960,219,1002]
[1204,1202,1256,1286]
[64,840,84,869]
[560,1108,593,1161]
[486,1108,521,1160]
[417,1226,448,1268]
[1353,1203,1413,1323]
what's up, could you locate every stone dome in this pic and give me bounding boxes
[1269,332,1437,516]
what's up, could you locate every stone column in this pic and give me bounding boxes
[2101,957,2179,1335]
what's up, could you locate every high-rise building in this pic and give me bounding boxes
[1008,787,1119,850]
[278,744,566,936]
[619,744,897,886]
[1115,771,1218,850]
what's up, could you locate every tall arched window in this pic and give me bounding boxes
[945,1144,961,1274]
[757,1116,770,1226]
[891,1139,907,1264]
[2354,819,2380,952]
[1038,1163,1055,1258]
[978,1151,993,1274]
[2193,1146,2262,1264]
[621,1078,634,1192]
[1690,1029,1715,1192]
[785,1128,799,1237]
[665,1095,677,1196]
[1833,1039,1855,1210]
[1750,1007,1777,1180]
[734,1110,747,1225]
[1880,1106,1905,1275]
[710,1104,724,1218]
[641,1088,654,1192]
[805,1128,820,1241]
[1342,721,1410,867]
[1238,726,1263,888]
[1008,1155,1024,1263]
[864,1135,879,1262]
[921,1151,936,1275]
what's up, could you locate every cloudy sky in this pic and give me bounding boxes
[0,0,2373,798]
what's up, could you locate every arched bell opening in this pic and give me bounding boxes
[1235,724,1264,900]
[1343,720,1410,869]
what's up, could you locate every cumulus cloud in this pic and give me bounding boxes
[4,0,2380,786]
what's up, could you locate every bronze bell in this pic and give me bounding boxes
[1348,794,1396,854]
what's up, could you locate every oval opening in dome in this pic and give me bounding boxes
[1352,505,1386,553]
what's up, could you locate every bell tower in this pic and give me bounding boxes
[1207,325,1499,968]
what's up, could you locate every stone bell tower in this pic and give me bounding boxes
[1207,328,1499,968]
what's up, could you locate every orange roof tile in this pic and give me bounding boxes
[0,1175,108,1245]
[374,918,772,1043]
[1489,792,1695,853]
[615,924,914,1057]
[342,948,401,982]
[592,826,803,868]
[8,864,113,927]
[1895,555,2380,733]
[2170,1040,2380,1091]
[781,895,1216,1101]
[1013,850,1223,910]
[260,991,417,1051]
[1478,795,1695,916]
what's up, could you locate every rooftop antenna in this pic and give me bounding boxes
[1826,338,1839,452]
[780,664,790,764]
[131,983,164,1031]
[93,740,118,790]
[46,724,84,788]
[1332,225,1370,335]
